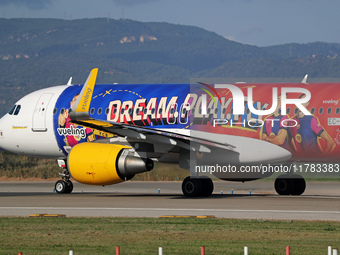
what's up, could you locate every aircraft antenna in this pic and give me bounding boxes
[301,74,308,84]
[67,77,73,86]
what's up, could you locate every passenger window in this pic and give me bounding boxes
[310,107,315,114]
[319,107,323,115]
[14,105,21,115]
[294,108,298,114]
[286,108,291,114]
[105,108,110,115]
[8,105,16,115]
[327,108,332,115]
[98,108,102,115]
[53,108,57,115]
[90,108,95,115]
[336,108,340,114]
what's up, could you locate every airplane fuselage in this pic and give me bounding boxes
[1,82,339,161]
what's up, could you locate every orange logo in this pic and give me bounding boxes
[86,172,96,178]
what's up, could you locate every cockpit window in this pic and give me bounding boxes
[8,105,16,115]
[14,105,21,115]
[8,104,21,115]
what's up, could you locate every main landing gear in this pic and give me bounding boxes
[182,176,214,197]
[274,174,306,195]
[55,160,73,194]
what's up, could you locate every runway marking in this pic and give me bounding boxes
[0,207,339,215]
[271,195,340,199]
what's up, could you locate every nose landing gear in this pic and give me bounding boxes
[55,179,73,194]
[55,159,73,194]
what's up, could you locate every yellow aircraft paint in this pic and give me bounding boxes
[68,142,129,185]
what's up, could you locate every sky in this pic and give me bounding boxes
[0,0,340,47]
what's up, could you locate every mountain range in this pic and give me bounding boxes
[1,18,340,116]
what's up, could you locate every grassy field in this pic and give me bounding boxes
[0,217,339,254]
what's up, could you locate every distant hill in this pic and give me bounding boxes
[1,18,340,116]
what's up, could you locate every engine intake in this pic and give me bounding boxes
[67,143,153,185]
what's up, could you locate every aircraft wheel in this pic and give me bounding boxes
[275,174,306,195]
[200,177,214,197]
[55,180,68,194]
[274,175,293,195]
[182,177,202,197]
[65,180,74,194]
[290,174,306,195]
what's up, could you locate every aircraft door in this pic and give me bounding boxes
[32,93,53,132]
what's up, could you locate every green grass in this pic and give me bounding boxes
[0,217,339,254]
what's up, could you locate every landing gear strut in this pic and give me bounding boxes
[182,176,214,197]
[55,159,73,194]
[274,174,306,195]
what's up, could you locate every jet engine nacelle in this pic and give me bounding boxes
[67,143,153,185]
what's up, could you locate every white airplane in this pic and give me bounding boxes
[0,68,338,197]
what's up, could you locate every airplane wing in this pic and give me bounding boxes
[72,117,236,153]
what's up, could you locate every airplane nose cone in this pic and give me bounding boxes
[0,122,3,150]
[0,128,3,150]
[0,116,6,150]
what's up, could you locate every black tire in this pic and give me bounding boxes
[274,175,293,195]
[55,180,67,194]
[200,177,214,197]
[182,177,202,197]
[65,180,73,194]
[290,174,306,195]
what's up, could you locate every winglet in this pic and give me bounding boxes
[301,74,308,84]
[70,68,98,121]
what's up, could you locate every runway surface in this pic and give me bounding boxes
[0,180,339,220]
